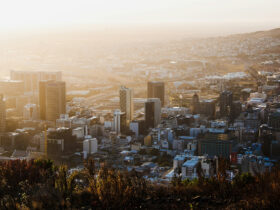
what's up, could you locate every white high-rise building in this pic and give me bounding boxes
[83,137,98,158]
[129,121,139,137]
[113,109,126,135]
[0,94,6,133]
[119,86,133,124]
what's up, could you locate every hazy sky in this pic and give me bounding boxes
[0,0,279,31]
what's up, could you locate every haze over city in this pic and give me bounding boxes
[0,1,280,209]
[0,0,279,28]
[0,0,279,38]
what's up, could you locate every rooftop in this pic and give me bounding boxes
[182,157,199,168]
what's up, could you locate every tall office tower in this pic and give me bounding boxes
[145,98,161,129]
[39,81,48,120]
[10,70,62,93]
[200,99,216,118]
[0,80,24,97]
[147,81,165,107]
[191,93,200,114]
[119,86,134,124]
[220,90,233,117]
[113,109,126,135]
[39,81,66,122]
[0,94,6,133]
[230,101,242,121]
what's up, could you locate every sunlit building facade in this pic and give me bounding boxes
[10,70,62,94]
[0,80,24,97]
[113,109,126,135]
[39,81,66,122]
[0,94,6,133]
[147,81,165,107]
[119,86,133,124]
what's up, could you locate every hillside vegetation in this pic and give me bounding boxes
[0,159,279,209]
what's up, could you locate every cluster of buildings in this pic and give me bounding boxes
[0,67,279,183]
[189,36,280,58]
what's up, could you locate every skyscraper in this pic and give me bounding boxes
[191,93,200,114]
[113,109,126,135]
[145,101,155,129]
[145,98,161,129]
[200,99,216,118]
[220,91,233,117]
[119,86,133,124]
[147,81,165,106]
[10,70,62,93]
[39,81,48,120]
[230,101,242,121]
[39,81,66,122]
[0,80,24,97]
[0,94,6,133]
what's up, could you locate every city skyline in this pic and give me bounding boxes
[0,1,279,209]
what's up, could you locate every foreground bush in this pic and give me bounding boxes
[0,159,279,209]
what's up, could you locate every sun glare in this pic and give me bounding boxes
[0,0,279,31]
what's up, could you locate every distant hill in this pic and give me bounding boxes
[230,27,280,39]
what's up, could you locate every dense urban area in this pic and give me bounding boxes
[0,28,280,209]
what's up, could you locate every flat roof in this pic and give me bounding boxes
[174,155,186,161]
[182,157,199,167]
